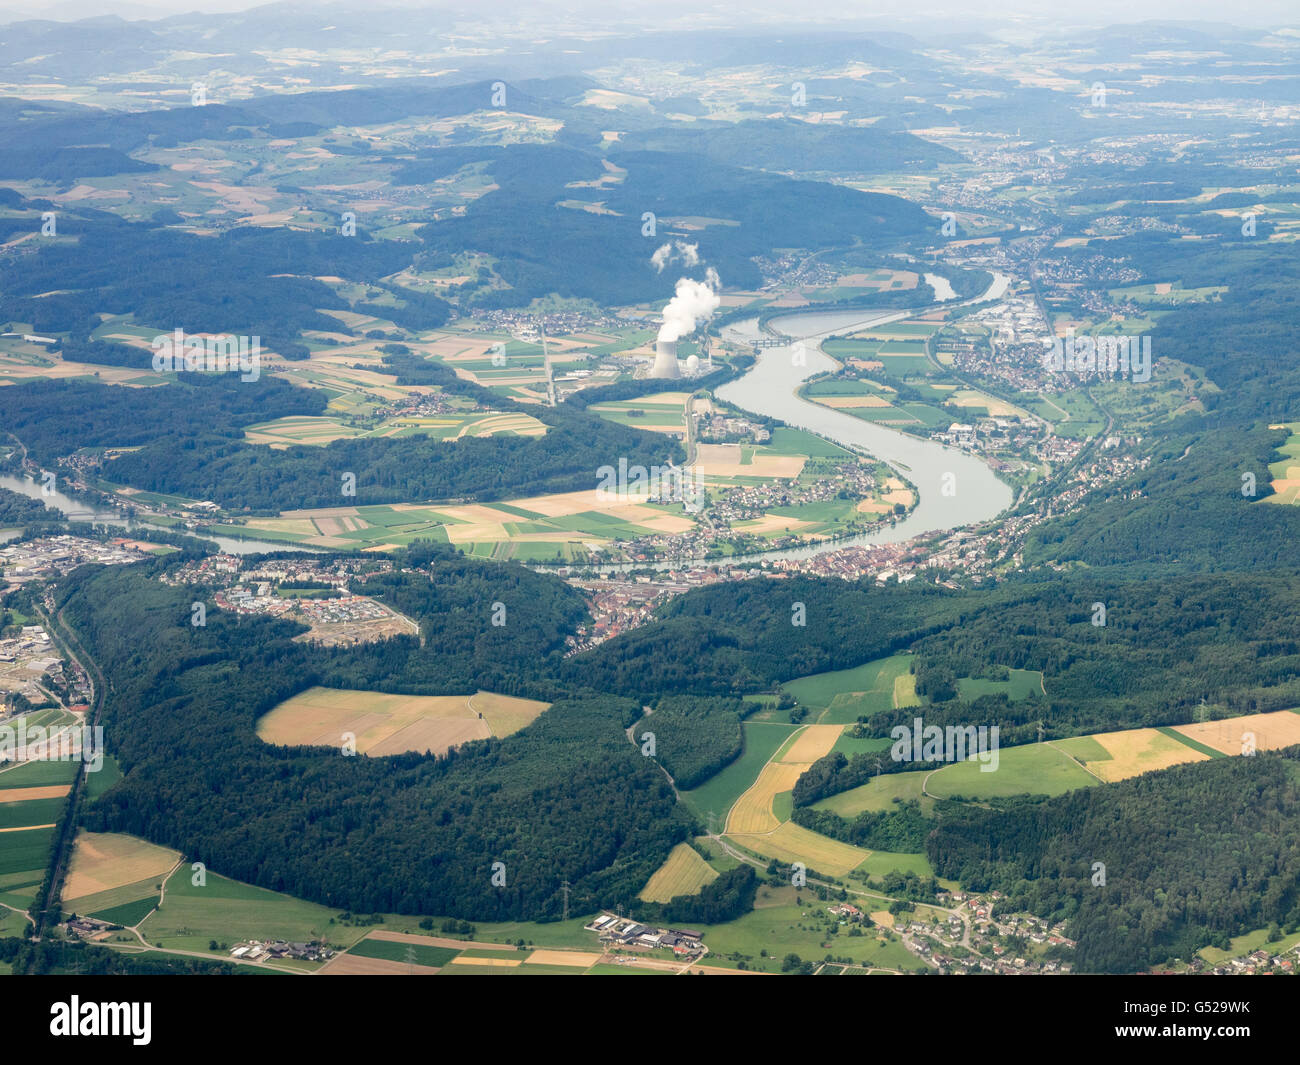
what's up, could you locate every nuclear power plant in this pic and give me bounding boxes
[650,338,680,379]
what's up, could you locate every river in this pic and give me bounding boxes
[2,274,1011,567]
[0,474,314,555]
[569,273,1014,574]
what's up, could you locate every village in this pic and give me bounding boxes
[165,554,418,645]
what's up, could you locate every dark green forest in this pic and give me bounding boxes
[928,752,1300,973]
[0,360,679,511]
[66,558,687,922]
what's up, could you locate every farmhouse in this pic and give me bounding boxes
[586,912,706,956]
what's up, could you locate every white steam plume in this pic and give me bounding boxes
[651,240,700,273]
[658,270,722,343]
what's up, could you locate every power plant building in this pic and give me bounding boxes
[650,338,680,379]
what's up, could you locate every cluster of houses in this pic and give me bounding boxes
[1191,943,1300,976]
[585,913,707,958]
[229,940,334,963]
[66,915,117,937]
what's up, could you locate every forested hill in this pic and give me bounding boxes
[1023,234,1300,572]
[64,559,686,921]
[928,751,1300,973]
[62,546,1300,949]
[571,571,1300,732]
[0,366,679,511]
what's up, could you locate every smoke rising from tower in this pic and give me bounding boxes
[657,268,721,343]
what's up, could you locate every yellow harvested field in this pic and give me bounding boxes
[728,763,808,834]
[882,477,914,506]
[243,518,321,537]
[0,353,154,387]
[0,784,71,803]
[731,821,869,877]
[320,955,441,975]
[471,691,549,735]
[244,416,364,447]
[491,489,638,519]
[950,391,1023,418]
[633,513,698,533]
[856,500,893,514]
[733,514,813,536]
[367,717,489,757]
[63,832,180,903]
[280,505,361,520]
[778,725,843,764]
[639,843,720,902]
[257,686,549,755]
[871,911,895,928]
[526,950,601,967]
[727,724,844,834]
[1174,710,1300,756]
[694,443,805,479]
[447,956,522,968]
[1088,727,1208,782]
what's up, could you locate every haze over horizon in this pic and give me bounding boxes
[6,0,1299,29]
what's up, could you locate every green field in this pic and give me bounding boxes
[141,865,369,953]
[854,851,935,878]
[956,668,1045,701]
[1265,422,1300,505]
[691,884,927,973]
[0,797,68,829]
[90,895,160,927]
[346,936,460,968]
[812,769,931,816]
[0,905,29,937]
[0,826,53,878]
[1197,925,1300,965]
[679,721,796,826]
[784,654,916,724]
[763,427,852,458]
[1023,390,1107,440]
[0,760,78,788]
[831,732,894,757]
[84,756,122,803]
[925,742,1097,800]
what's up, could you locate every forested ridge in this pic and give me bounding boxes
[64,554,687,921]
[927,752,1300,973]
[0,359,679,511]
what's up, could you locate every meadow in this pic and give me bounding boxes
[783,653,916,724]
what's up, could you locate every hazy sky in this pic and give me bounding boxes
[6,0,1298,26]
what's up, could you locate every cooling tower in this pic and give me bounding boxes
[651,339,680,379]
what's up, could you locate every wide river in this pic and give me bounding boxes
[717,283,1013,549]
[568,274,1014,573]
[2,274,1012,565]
